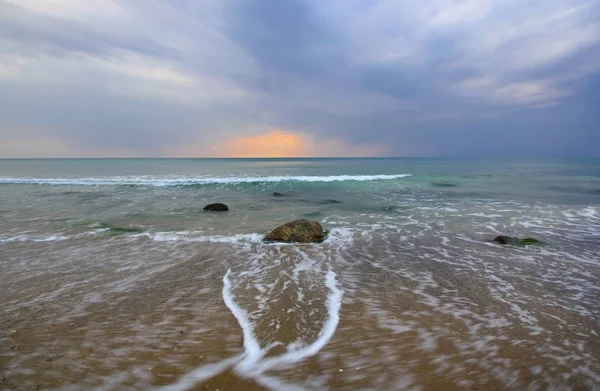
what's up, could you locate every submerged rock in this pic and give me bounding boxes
[203,203,229,211]
[97,223,145,235]
[493,235,521,245]
[319,199,343,204]
[264,219,326,243]
[519,238,543,246]
[493,235,544,246]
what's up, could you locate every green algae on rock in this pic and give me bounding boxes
[96,223,145,235]
[493,235,544,246]
[519,237,544,246]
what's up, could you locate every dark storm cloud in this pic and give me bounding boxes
[229,0,344,79]
[0,0,599,157]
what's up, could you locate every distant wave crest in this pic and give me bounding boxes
[0,174,412,187]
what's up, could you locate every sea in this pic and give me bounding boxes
[0,158,599,391]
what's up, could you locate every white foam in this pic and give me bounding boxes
[167,269,343,390]
[153,356,241,391]
[147,232,264,244]
[324,227,355,246]
[222,270,264,371]
[0,231,266,245]
[247,270,343,375]
[291,255,317,302]
[577,207,600,219]
[467,213,503,218]
[0,233,71,243]
[0,174,412,186]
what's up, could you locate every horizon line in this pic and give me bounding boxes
[0,156,599,160]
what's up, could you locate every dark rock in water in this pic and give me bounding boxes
[272,192,284,197]
[203,203,229,211]
[493,235,521,245]
[319,199,343,204]
[493,235,544,246]
[431,182,457,188]
[264,219,326,243]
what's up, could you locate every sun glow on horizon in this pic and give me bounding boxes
[213,130,311,158]
[198,129,383,158]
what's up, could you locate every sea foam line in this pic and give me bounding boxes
[0,231,267,245]
[246,269,343,375]
[163,269,343,391]
[153,356,242,391]
[154,271,265,391]
[0,233,72,243]
[0,174,411,186]
[0,229,355,245]
[146,232,265,244]
[226,269,343,378]
[223,270,264,370]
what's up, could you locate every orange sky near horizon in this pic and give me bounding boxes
[212,130,312,158]
[203,130,384,158]
[0,129,387,158]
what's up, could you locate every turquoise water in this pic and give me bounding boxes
[1,158,599,390]
[1,158,599,240]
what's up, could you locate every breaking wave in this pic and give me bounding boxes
[0,174,412,187]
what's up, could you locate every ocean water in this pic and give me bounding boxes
[0,158,599,390]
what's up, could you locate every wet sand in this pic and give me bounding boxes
[1,233,600,390]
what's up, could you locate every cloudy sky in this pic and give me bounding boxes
[1,0,599,157]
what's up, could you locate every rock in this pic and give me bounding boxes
[493,235,543,246]
[319,199,343,204]
[302,211,322,218]
[264,219,326,243]
[203,203,229,211]
[272,192,284,197]
[493,235,520,245]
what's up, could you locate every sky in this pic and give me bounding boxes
[1,0,599,158]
